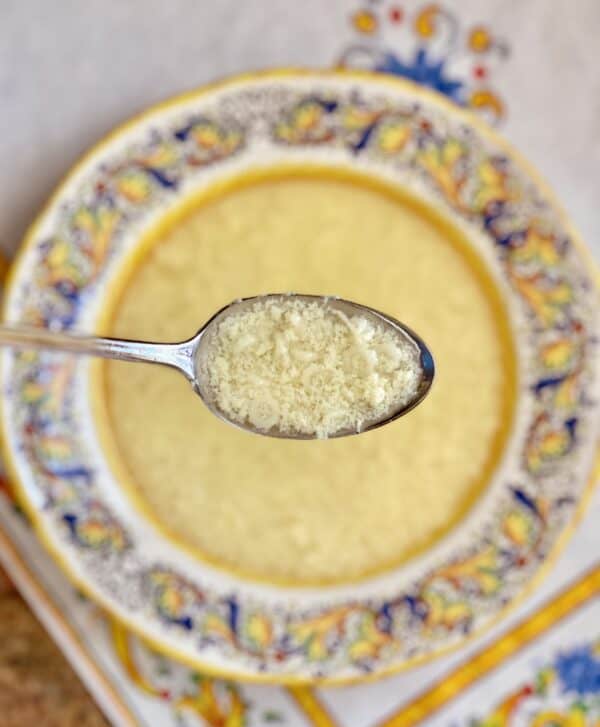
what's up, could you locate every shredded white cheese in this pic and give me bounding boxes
[203,297,422,438]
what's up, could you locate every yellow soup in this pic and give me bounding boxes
[100,171,515,585]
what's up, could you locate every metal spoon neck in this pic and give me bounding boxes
[0,325,196,379]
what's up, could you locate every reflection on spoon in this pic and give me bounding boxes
[0,294,434,439]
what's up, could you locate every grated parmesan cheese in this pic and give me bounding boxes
[201,297,422,438]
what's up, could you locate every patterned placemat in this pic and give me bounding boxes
[0,475,598,726]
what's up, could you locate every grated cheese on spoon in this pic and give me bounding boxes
[203,297,422,438]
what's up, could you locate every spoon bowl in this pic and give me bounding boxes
[192,294,434,439]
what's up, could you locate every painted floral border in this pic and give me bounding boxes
[469,637,600,726]
[4,76,598,679]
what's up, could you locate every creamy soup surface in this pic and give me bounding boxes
[103,174,513,584]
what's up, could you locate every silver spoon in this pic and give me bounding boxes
[0,294,434,439]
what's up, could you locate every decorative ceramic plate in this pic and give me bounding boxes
[2,70,598,684]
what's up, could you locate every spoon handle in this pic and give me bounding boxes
[0,325,196,380]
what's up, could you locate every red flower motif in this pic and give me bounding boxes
[389,6,403,24]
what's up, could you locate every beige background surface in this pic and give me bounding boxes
[1,0,599,262]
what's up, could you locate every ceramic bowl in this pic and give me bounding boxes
[2,70,598,684]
